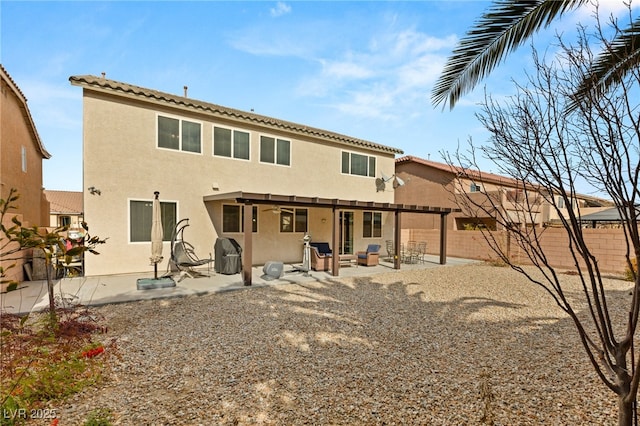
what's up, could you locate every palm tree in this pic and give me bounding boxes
[432,0,640,109]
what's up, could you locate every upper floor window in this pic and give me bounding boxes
[341,151,376,177]
[222,204,258,233]
[363,211,382,238]
[470,183,482,192]
[21,146,27,172]
[557,197,565,209]
[214,126,250,160]
[280,208,307,233]
[260,136,291,166]
[157,115,202,153]
[130,200,177,242]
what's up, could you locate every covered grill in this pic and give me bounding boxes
[214,238,242,275]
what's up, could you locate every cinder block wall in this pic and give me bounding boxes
[403,228,632,275]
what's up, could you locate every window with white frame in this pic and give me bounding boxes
[280,208,307,233]
[21,146,27,172]
[363,211,382,238]
[341,151,376,177]
[157,115,202,153]
[470,183,482,192]
[222,205,257,233]
[130,200,177,242]
[557,196,565,209]
[214,126,250,160]
[260,135,291,166]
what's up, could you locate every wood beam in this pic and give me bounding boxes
[331,207,340,276]
[439,213,448,265]
[394,211,402,270]
[242,202,253,285]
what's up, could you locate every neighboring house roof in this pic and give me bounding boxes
[69,74,404,155]
[44,190,83,215]
[396,155,520,187]
[396,155,613,206]
[1,64,51,159]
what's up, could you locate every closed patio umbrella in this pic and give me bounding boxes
[137,191,175,289]
[150,191,163,279]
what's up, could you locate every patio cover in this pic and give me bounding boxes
[203,191,461,285]
[579,206,639,227]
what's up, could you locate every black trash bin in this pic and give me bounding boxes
[214,238,242,274]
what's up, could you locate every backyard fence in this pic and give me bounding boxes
[402,227,631,275]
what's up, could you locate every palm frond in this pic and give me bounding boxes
[570,17,640,110]
[432,0,586,110]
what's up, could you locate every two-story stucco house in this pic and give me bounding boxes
[1,65,51,284]
[71,75,454,282]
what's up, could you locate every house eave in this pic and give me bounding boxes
[70,74,403,156]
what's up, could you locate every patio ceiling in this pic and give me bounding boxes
[203,191,460,285]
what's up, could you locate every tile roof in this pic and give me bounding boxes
[396,155,519,186]
[44,190,83,215]
[396,155,613,206]
[69,74,404,155]
[1,64,51,159]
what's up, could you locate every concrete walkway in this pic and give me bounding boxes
[1,256,477,315]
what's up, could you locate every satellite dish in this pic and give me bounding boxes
[378,171,405,191]
[393,176,405,188]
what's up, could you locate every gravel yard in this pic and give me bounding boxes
[57,263,634,425]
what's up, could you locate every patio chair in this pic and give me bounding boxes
[309,242,332,271]
[169,219,213,280]
[415,242,427,264]
[402,240,418,264]
[385,239,395,261]
[357,244,381,266]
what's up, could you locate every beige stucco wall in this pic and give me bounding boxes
[82,90,397,275]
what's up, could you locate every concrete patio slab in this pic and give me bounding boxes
[1,255,478,315]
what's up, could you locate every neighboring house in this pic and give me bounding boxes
[70,75,454,281]
[44,190,83,229]
[395,155,612,231]
[1,64,51,283]
[1,65,51,226]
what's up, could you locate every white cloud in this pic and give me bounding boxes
[297,27,455,121]
[321,59,374,80]
[270,2,291,18]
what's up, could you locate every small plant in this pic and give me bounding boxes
[83,408,114,426]
[1,307,110,425]
[624,258,637,282]
[479,370,495,425]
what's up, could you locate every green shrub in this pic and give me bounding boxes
[625,258,638,282]
[84,408,114,426]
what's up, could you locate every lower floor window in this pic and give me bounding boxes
[223,205,258,233]
[130,200,177,242]
[280,208,307,233]
[363,211,382,238]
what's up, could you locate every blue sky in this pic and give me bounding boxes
[1,1,635,192]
